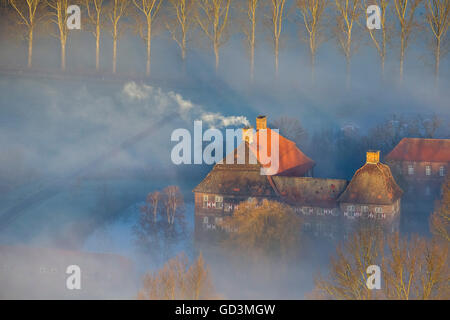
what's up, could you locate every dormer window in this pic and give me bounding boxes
[408,165,414,175]
[425,165,431,176]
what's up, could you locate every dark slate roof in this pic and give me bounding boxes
[192,163,277,197]
[385,138,450,162]
[272,177,348,208]
[338,162,403,205]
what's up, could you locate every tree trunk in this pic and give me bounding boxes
[28,28,33,68]
[274,38,279,78]
[181,35,186,61]
[400,35,405,83]
[113,36,117,74]
[381,30,386,80]
[435,37,440,88]
[346,55,350,89]
[346,34,351,89]
[214,42,219,72]
[61,40,66,71]
[250,45,255,82]
[96,24,100,71]
[311,52,315,84]
[146,20,151,76]
[250,21,255,82]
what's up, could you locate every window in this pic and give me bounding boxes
[375,207,383,214]
[361,205,369,213]
[348,205,355,212]
[440,166,445,177]
[203,195,208,208]
[203,216,208,224]
[425,165,431,176]
[408,165,414,175]
[215,217,223,224]
[215,196,223,209]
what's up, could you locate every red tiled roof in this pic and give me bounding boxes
[385,138,450,162]
[245,128,315,176]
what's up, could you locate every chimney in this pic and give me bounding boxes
[366,150,380,164]
[256,115,267,130]
[242,127,254,143]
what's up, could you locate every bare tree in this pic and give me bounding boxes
[425,0,449,86]
[430,174,450,242]
[239,0,260,81]
[186,253,216,299]
[165,0,195,62]
[311,229,450,300]
[267,0,286,78]
[362,0,391,77]
[312,226,384,299]
[163,185,184,225]
[141,191,162,223]
[195,0,232,72]
[383,233,449,299]
[107,0,129,74]
[84,0,105,71]
[295,0,327,82]
[9,0,44,68]
[133,0,163,76]
[392,0,423,82]
[138,252,218,299]
[47,0,72,71]
[334,0,362,88]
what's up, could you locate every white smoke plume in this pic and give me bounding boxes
[122,81,249,128]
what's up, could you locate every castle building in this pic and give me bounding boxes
[193,117,403,239]
[385,138,450,197]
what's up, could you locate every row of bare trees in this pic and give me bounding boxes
[3,0,449,83]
